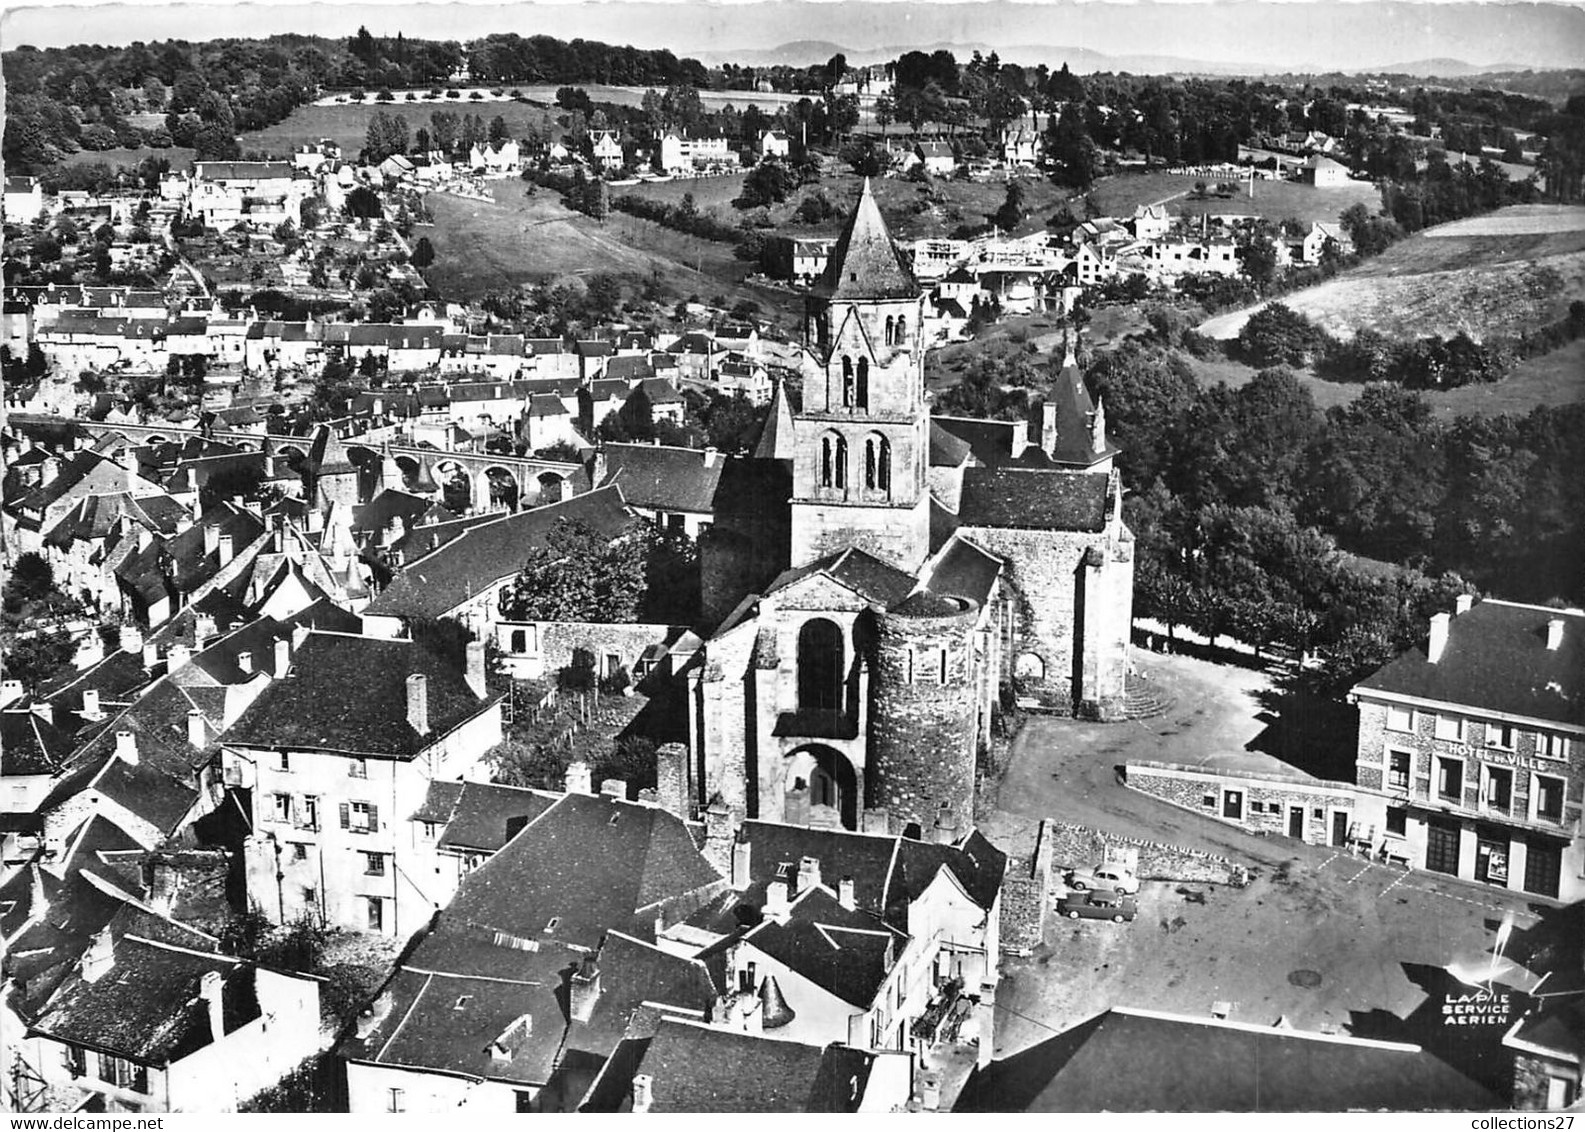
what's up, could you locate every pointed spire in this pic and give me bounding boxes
[753,379,797,461]
[1091,395,1107,455]
[816,178,919,301]
[758,975,796,1029]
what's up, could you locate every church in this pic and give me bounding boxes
[688,180,1136,837]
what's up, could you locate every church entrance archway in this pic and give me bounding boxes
[783,745,857,830]
[797,618,844,714]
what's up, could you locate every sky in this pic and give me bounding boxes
[3,0,1584,71]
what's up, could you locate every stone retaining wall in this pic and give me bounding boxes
[1046,820,1249,887]
[1000,820,1054,955]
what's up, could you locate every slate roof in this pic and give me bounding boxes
[752,381,797,461]
[610,1019,870,1112]
[603,355,654,382]
[928,420,973,467]
[815,179,920,301]
[442,793,724,951]
[341,942,572,1087]
[923,536,1004,608]
[562,931,719,1059]
[435,781,559,853]
[598,444,723,515]
[956,468,1110,533]
[637,377,683,405]
[195,161,294,181]
[1,709,76,776]
[351,489,453,538]
[764,547,917,609]
[30,936,261,1066]
[363,486,633,619]
[114,505,265,608]
[1353,601,1585,726]
[225,632,493,758]
[1043,363,1119,468]
[957,1007,1501,1112]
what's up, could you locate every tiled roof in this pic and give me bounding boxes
[956,468,1110,532]
[725,886,902,1008]
[225,632,493,758]
[195,161,295,181]
[957,1007,1500,1112]
[598,444,723,515]
[436,781,558,853]
[637,377,683,405]
[604,355,654,382]
[1354,601,1585,726]
[816,179,919,301]
[0,709,75,776]
[363,487,632,619]
[443,792,724,951]
[562,930,719,1060]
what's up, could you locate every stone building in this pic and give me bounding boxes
[1349,598,1585,901]
[688,180,1135,838]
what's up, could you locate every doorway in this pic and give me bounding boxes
[1331,810,1350,847]
[1222,789,1243,820]
[1287,806,1305,839]
[1427,819,1461,875]
[1524,839,1562,898]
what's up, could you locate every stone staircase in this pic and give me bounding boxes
[1122,674,1175,721]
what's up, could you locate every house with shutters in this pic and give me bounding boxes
[222,630,503,935]
[1348,598,1585,902]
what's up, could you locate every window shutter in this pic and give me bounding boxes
[368,803,380,833]
[339,802,350,830]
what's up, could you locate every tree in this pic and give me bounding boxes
[735,160,797,209]
[488,114,510,147]
[1236,303,1324,368]
[411,236,435,269]
[1240,236,1279,291]
[994,180,1026,232]
[499,518,651,623]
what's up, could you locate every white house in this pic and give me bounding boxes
[4,176,45,224]
[758,130,791,160]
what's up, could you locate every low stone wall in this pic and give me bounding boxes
[1000,820,1054,956]
[1125,760,1357,849]
[1046,820,1249,887]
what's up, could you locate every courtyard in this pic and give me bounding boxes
[983,648,1553,1084]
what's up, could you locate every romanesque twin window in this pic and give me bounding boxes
[820,434,848,489]
[864,435,891,495]
[840,356,869,410]
[821,432,891,498]
[883,315,908,346]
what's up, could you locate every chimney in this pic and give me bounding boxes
[81,927,115,983]
[217,533,234,566]
[143,641,159,669]
[406,673,430,735]
[838,875,856,910]
[238,650,254,675]
[1548,618,1565,651]
[564,761,593,794]
[41,457,60,486]
[200,970,225,1044]
[1041,400,1057,454]
[702,446,719,468]
[82,687,104,721]
[796,855,821,894]
[291,624,310,650]
[187,709,205,749]
[1427,612,1451,664]
[115,730,139,765]
[631,1073,653,1114]
[465,639,487,698]
[194,613,217,649]
[1455,593,1475,616]
[274,637,291,676]
[601,778,628,800]
[307,508,324,534]
[119,624,143,653]
[569,954,602,1022]
[764,874,792,923]
[933,801,960,846]
[203,524,219,555]
[731,832,752,889]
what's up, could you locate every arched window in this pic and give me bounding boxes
[856,358,869,410]
[834,435,848,488]
[820,435,834,487]
[884,316,895,345]
[865,438,877,490]
[841,356,854,407]
[797,619,844,713]
[895,314,907,346]
[864,435,892,495]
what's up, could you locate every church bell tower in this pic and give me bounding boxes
[791,179,931,572]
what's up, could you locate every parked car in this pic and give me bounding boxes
[1065,863,1140,895]
[1058,890,1138,923]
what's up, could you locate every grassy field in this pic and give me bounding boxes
[63,146,194,172]
[239,102,560,160]
[1200,204,1585,344]
[621,166,1071,243]
[1087,171,1380,227]
[422,178,794,317]
[511,84,808,112]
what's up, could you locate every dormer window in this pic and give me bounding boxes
[454,995,472,1010]
[544,916,560,934]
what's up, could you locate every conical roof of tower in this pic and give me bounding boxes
[815,179,920,301]
[752,379,797,461]
[758,974,796,1029]
[1044,357,1118,468]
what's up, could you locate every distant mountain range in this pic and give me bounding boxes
[701,40,1548,79]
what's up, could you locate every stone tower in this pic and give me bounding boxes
[792,179,931,573]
